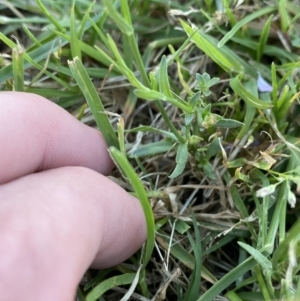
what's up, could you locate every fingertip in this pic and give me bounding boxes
[91,191,147,268]
[0,166,147,299]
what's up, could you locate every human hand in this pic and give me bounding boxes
[0,92,146,301]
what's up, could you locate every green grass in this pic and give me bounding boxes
[1,0,300,300]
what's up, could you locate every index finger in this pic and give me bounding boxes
[0,92,113,184]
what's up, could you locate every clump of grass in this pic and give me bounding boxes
[1,0,300,300]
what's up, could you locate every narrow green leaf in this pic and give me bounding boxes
[120,3,150,87]
[278,91,300,122]
[157,231,194,269]
[109,147,155,267]
[102,0,133,35]
[228,34,297,62]
[218,6,277,47]
[117,118,126,155]
[0,15,49,25]
[236,292,264,300]
[0,33,71,88]
[70,0,82,60]
[158,55,173,98]
[169,142,189,178]
[12,44,24,92]
[278,0,290,32]
[130,141,174,158]
[87,15,113,53]
[202,160,217,180]
[226,291,244,301]
[68,57,119,149]
[25,88,78,99]
[235,167,249,182]
[134,88,167,101]
[224,171,256,237]
[86,273,135,301]
[93,47,145,89]
[157,230,217,284]
[134,89,192,113]
[230,77,273,109]
[272,219,300,271]
[222,0,237,28]
[216,119,244,128]
[271,62,278,109]
[175,220,191,234]
[181,20,241,73]
[122,34,133,70]
[2,12,105,81]
[226,158,245,168]
[205,138,222,160]
[254,266,272,300]
[36,0,64,32]
[277,85,290,110]
[127,126,178,142]
[236,81,257,141]
[238,242,272,273]
[266,175,290,251]
[78,2,97,40]
[76,287,85,301]
[197,257,256,301]
[106,34,128,68]
[184,214,202,301]
[22,24,41,46]
[203,235,235,255]
[120,0,133,25]
[295,276,300,299]
[52,27,117,70]
[257,14,273,61]
[84,269,112,291]
[251,169,271,250]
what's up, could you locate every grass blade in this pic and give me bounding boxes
[70,0,82,61]
[197,257,257,301]
[235,80,257,141]
[0,33,70,87]
[257,14,273,61]
[158,55,173,98]
[184,214,202,300]
[238,242,272,273]
[109,147,155,267]
[130,140,174,158]
[254,265,272,300]
[102,0,132,35]
[218,6,277,47]
[12,43,24,91]
[169,142,188,178]
[156,231,217,284]
[181,20,243,73]
[230,76,273,109]
[86,273,135,301]
[272,219,300,271]
[36,0,64,32]
[68,57,119,148]
[278,0,290,32]
[225,291,244,301]
[271,62,278,107]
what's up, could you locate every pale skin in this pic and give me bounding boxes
[0,92,147,301]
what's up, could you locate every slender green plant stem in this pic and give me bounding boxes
[266,154,296,249]
[128,34,151,87]
[279,190,287,243]
[155,100,185,144]
[36,0,64,31]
